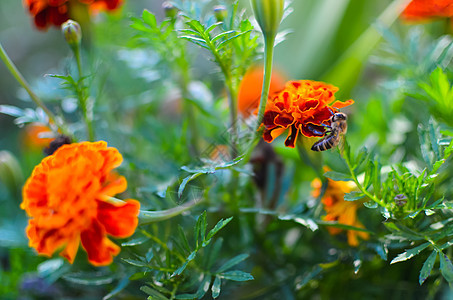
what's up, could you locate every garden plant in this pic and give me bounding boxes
[1,0,453,299]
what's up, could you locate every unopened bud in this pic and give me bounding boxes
[162,2,178,19]
[61,20,82,49]
[250,0,284,39]
[213,5,227,22]
[394,194,407,206]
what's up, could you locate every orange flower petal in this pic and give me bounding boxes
[21,141,139,266]
[261,80,353,147]
[238,65,286,117]
[331,99,354,109]
[97,199,140,238]
[80,220,120,266]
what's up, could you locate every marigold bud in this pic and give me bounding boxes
[162,1,178,19]
[250,0,284,39]
[213,5,227,22]
[61,20,82,49]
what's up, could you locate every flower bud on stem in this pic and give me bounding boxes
[61,20,94,141]
[250,0,284,133]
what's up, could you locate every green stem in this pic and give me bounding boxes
[0,43,68,134]
[254,36,275,133]
[73,46,94,141]
[140,229,186,262]
[138,198,202,225]
[344,149,386,207]
[206,38,238,158]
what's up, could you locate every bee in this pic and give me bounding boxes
[310,112,348,152]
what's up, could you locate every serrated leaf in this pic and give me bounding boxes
[211,276,221,298]
[439,252,453,282]
[419,250,437,285]
[216,254,249,273]
[142,10,157,28]
[211,30,236,43]
[178,225,191,254]
[141,286,169,300]
[205,217,233,243]
[323,171,352,182]
[206,22,223,33]
[219,270,254,282]
[344,191,365,201]
[390,242,431,264]
[172,251,196,277]
[217,31,252,49]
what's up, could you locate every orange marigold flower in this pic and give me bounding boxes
[23,123,55,150]
[21,141,140,266]
[262,80,354,148]
[402,0,453,21]
[238,65,286,117]
[24,0,123,30]
[312,177,369,247]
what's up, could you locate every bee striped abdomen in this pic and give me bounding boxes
[311,132,339,152]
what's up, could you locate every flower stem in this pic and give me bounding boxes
[138,198,202,225]
[254,36,276,133]
[73,46,94,141]
[343,145,386,207]
[0,43,69,135]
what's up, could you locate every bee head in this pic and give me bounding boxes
[332,112,347,122]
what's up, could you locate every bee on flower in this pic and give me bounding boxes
[21,141,140,266]
[261,80,354,148]
[312,175,369,247]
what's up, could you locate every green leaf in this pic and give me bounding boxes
[344,191,365,201]
[178,225,191,254]
[142,10,157,28]
[323,171,352,182]
[140,286,169,300]
[122,258,148,267]
[200,211,207,243]
[211,30,236,43]
[62,272,115,285]
[216,254,249,273]
[217,30,252,49]
[103,276,130,300]
[419,250,437,285]
[205,217,233,245]
[390,242,431,264]
[439,252,453,283]
[211,276,221,298]
[219,270,254,282]
[121,236,150,246]
[195,276,211,299]
[172,251,197,277]
[206,22,223,33]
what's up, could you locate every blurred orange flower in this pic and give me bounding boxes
[262,80,353,148]
[402,0,453,21]
[24,0,123,30]
[312,177,369,247]
[238,65,286,117]
[23,123,54,150]
[21,141,140,266]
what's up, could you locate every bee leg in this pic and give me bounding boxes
[320,123,331,129]
[307,125,325,136]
